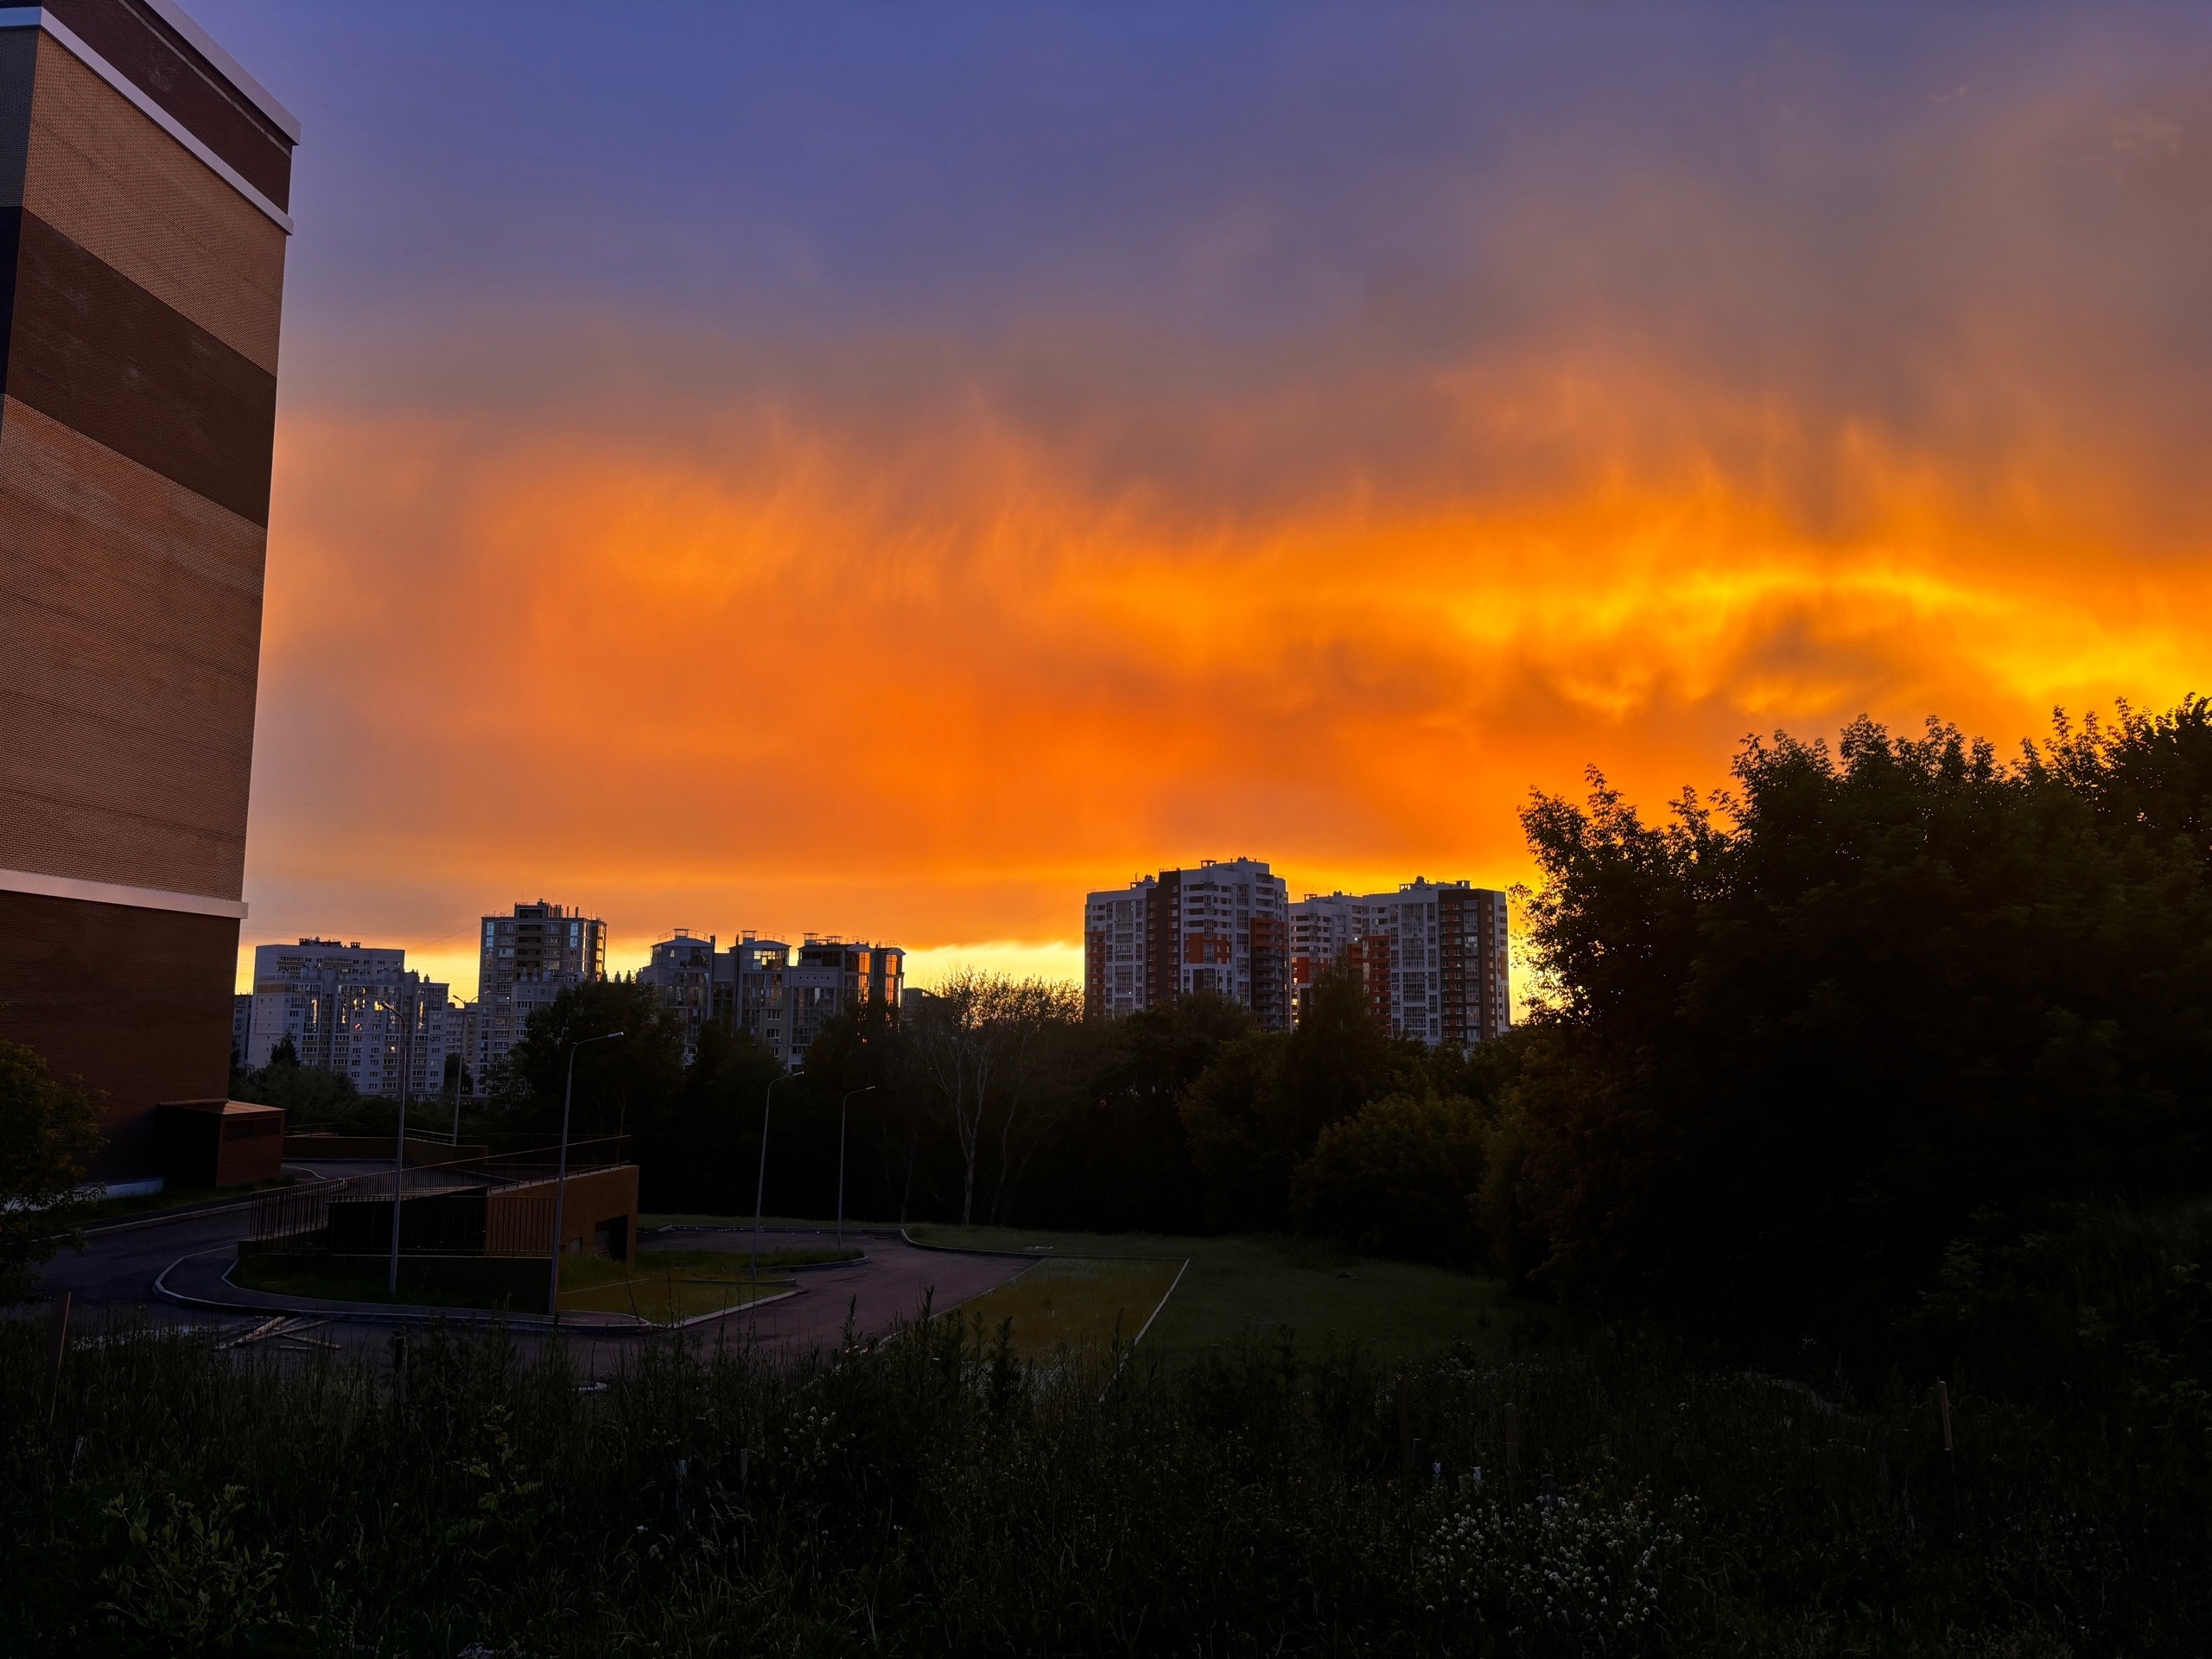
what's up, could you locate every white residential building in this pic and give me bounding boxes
[238,938,467,1098]
[476,901,607,1088]
[1288,879,1511,1046]
[1084,857,1292,1030]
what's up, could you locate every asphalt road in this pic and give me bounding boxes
[29,1187,1035,1375]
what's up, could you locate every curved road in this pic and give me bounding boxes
[31,1181,1036,1374]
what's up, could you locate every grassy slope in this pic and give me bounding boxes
[952,1258,1185,1358]
[909,1223,1554,1363]
[639,1213,1560,1362]
[234,1247,847,1321]
[232,1254,523,1312]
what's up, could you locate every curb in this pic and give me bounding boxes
[1129,1258,1190,1347]
[639,1225,877,1271]
[151,1249,804,1334]
[898,1229,1187,1266]
[899,1229,1057,1260]
[79,1177,340,1240]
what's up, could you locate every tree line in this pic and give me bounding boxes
[477,694,2210,1353]
[463,958,1508,1251]
[26,696,2212,1363]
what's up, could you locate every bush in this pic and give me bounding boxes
[1292,1092,1491,1265]
[0,1036,101,1302]
[3,1316,2206,1653]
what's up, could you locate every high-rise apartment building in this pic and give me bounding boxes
[1084,858,1292,1030]
[785,938,904,1067]
[476,901,607,1085]
[243,938,403,1071]
[721,933,792,1058]
[640,930,718,1064]
[0,1,296,1176]
[1289,879,1510,1046]
[643,930,905,1071]
[238,938,464,1100]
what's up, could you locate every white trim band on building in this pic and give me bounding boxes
[0,8,296,233]
[140,0,301,141]
[0,865,249,919]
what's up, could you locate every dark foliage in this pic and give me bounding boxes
[231,1046,368,1127]
[0,1035,101,1301]
[1499,702,2212,1341]
[4,1300,2206,1656]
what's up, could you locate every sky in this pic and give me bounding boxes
[197,1,2212,998]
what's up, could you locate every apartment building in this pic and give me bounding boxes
[1288,879,1510,1046]
[237,938,465,1099]
[1084,858,1292,1031]
[721,933,792,1058]
[785,938,904,1067]
[639,930,717,1064]
[0,1,297,1177]
[476,901,606,1086]
[643,930,906,1071]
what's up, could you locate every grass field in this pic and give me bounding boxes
[232,1246,850,1320]
[954,1256,1185,1357]
[557,1246,855,1324]
[232,1254,524,1312]
[912,1224,1554,1362]
[639,1213,1554,1359]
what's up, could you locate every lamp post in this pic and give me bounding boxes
[386,1016,409,1298]
[547,1030,624,1320]
[751,1068,804,1288]
[837,1085,875,1249]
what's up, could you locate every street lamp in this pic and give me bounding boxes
[837,1085,875,1249]
[547,1030,625,1320]
[751,1068,804,1288]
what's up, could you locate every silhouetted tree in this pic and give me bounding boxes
[0,1034,101,1301]
[1497,707,2212,1338]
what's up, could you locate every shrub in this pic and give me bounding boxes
[0,1036,101,1302]
[1292,1091,1491,1265]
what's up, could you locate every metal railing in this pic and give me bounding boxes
[252,1136,630,1257]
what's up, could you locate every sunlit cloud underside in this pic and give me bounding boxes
[236,9,2212,997]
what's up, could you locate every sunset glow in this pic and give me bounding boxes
[215,2,2212,996]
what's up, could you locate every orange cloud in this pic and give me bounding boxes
[241,57,2212,995]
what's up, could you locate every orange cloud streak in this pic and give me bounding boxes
[242,64,2212,995]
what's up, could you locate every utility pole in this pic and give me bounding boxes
[386,1022,409,1298]
[838,1085,875,1249]
[752,1069,804,1289]
[547,1031,625,1320]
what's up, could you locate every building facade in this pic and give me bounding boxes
[639,930,718,1064]
[784,938,904,1068]
[720,934,792,1058]
[0,0,297,1177]
[475,901,607,1088]
[237,938,465,1101]
[1288,879,1511,1046]
[644,930,905,1071]
[1084,858,1292,1031]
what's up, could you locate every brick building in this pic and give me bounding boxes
[0,0,296,1178]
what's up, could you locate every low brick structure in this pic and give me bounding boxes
[488,1164,639,1262]
[159,1098,284,1189]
